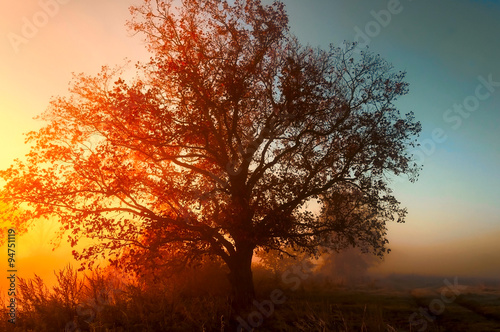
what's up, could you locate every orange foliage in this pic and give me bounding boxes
[0,0,420,307]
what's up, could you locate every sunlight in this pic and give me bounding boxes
[0,99,28,170]
[0,87,44,176]
[15,218,59,259]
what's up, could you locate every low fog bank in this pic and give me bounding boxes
[371,229,500,280]
[253,246,500,293]
[253,247,383,291]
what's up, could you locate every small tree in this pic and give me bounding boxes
[0,0,420,308]
[256,248,311,282]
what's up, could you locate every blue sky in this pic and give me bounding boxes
[1,0,499,279]
[280,0,500,275]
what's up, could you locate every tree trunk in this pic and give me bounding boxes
[227,244,255,310]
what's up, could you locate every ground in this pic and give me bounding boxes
[242,274,500,331]
[5,270,500,331]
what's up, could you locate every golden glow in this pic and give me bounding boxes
[0,219,75,292]
[0,96,33,169]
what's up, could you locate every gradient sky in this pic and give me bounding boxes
[1,0,499,288]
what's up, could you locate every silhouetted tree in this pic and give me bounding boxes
[0,0,420,308]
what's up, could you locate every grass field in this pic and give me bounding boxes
[3,266,500,331]
[239,274,500,332]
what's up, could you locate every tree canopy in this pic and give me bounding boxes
[0,0,421,307]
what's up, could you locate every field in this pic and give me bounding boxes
[3,266,500,332]
[244,275,500,331]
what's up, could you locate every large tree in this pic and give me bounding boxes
[0,0,420,308]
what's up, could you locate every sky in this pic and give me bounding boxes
[0,0,499,289]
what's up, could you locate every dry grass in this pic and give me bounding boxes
[2,268,500,331]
